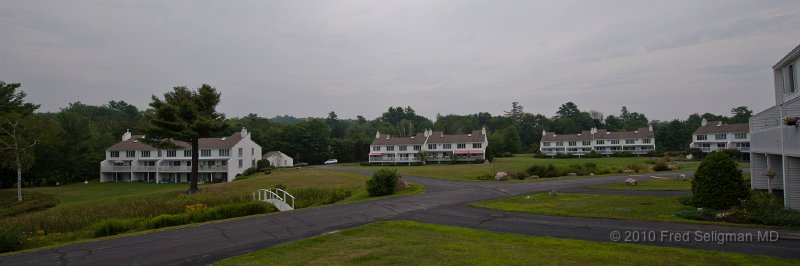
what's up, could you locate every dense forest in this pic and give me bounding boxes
[1,81,752,187]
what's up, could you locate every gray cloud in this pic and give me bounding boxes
[1,0,799,121]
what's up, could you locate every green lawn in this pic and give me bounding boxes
[344,156,657,181]
[1,168,423,253]
[593,178,692,191]
[214,221,796,265]
[473,193,689,223]
[27,182,187,206]
[593,173,750,191]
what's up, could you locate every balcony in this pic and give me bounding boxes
[101,165,229,173]
[751,125,800,156]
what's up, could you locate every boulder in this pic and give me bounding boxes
[677,174,688,181]
[590,173,595,176]
[623,169,634,174]
[484,160,490,164]
[625,178,638,186]
[567,172,577,176]
[549,190,558,197]
[529,175,540,179]
[495,172,508,181]
[395,180,408,191]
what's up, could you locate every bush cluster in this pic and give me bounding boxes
[527,164,559,178]
[691,152,749,210]
[293,187,352,208]
[90,202,275,237]
[367,169,400,196]
[652,162,671,171]
[256,159,271,171]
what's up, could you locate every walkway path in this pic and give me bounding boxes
[0,168,796,266]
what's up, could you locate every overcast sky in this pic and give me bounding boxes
[2,0,799,121]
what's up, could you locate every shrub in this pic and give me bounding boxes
[91,218,144,237]
[721,149,742,161]
[257,159,271,171]
[366,169,400,196]
[513,172,528,180]
[241,167,259,176]
[554,153,574,159]
[0,228,25,253]
[583,162,598,174]
[740,192,800,227]
[274,184,287,191]
[565,164,588,176]
[527,164,559,178]
[584,150,601,158]
[691,152,749,210]
[146,214,191,229]
[293,187,353,208]
[627,164,643,173]
[652,162,670,171]
[615,151,633,157]
[0,191,59,217]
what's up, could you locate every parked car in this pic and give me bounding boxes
[324,159,339,165]
[293,162,309,167]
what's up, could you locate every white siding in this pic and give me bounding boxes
[787,156,800,210]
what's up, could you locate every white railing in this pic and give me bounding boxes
[102,165,229,172]
[255,188,295,211]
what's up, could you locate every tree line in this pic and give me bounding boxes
[0,81,753,188]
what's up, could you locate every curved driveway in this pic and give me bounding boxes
[1,168,797,265]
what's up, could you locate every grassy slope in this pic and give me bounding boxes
[214,221,796,266]
[1,168,424,253]
[474,193,688,223]
[345,156,655,181]
[593,178,692,191]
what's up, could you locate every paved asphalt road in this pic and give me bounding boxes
[1,168,797,265]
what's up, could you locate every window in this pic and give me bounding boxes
[543,142,550,147]
[141,150,150,158]
[399,146,407,151]
[126,151,135,157]
[457,144,466,149]
[238,148,243,156]
[717,143,726,148]
[696,135,707,141]
[734,133,747,139]
[625,139,635,144]
[596,140,605,145]
[219,149,230,156]
[582,141,591,146]
[110,151,119,158]
[166,150,177,157]
[386,146,395,151]
[610,140,620,145]
[238,159,243,168]
[184,150,191,157]
[555,142,564,146]
[568,141,576,146]
[201,149,211,157]
[643,139,651,144]
[790,65,796,93]
[158,150,162,157]
[428,144,437,149]
[473,143,482,148]
[373,146,381,151]
[715,134,727,140]
[443,144,452,149]
[413,145,421,151]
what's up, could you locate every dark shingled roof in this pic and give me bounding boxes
[426,130,486,144]
[370,130,487,146]
[108,132,244,151]
[693,121,748,134]
[371,133,428,146]
[542,128,654,142]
